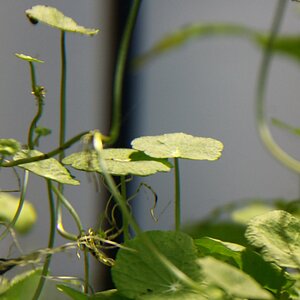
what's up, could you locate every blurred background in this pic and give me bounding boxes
[1,0,300,298]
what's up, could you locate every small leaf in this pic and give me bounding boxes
[112,231,200,299]
[26,5,99,35]
[15,53,44,63]
[14,149,79,185]
[0,192,37,233]
[245,210,300,268]
[197,257,273,299]
[0,139,21,156]
[0,268,42,298]
[131,133,223,160]
[34,127,52,136]
[62,149,172,176]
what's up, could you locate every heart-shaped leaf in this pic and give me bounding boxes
[245,210,300,268]
[14,149,79,185]
[112,231,201,299]
[26,5,99,35]
[131,133,223,160]
[0,192,36,233]
[62,149,172,176]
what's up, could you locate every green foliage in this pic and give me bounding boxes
[0,139,21,156]
[15,53,44,63]
[14,149,79,185]
[62,149,172,176]
[131,133,223,160]
[25,5,99,35]
[0,192,36,233]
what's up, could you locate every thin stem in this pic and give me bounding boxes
[59,30,67,161]
[120,175,129,241]
[107,0,142,146]
[3,131,88,168]
[256,0,300,173]
[51,184,82,240]
[174,158,181,231]
[0,170,29,241]
[32,180,56,300]
[83,248,90,294]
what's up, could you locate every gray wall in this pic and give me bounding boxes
[132,1,300,230]
[0,1,114,297]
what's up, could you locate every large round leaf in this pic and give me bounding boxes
[14,149,79,185]
[112,231,200,299]
[131,133,223,160]
[245,210,300,268]
[62,149,172,176]
[26,5,99,35]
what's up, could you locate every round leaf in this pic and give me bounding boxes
[131,133,223,160]
[0,139,21,156]
[245,210,300,268]
[15,53,44,63]
[62,149,172,176]
[0,192,36,233]
[14,149,79,185]
[112,231,200,299]
[26,5,99,35]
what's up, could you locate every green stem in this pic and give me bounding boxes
[51,184,82,240]
[256,0,300,173]
[3,131,88,168]
[32,180,56,300]
[0,170,29,241]
[83,248,90,294]
[120,175,129,241]
[107,0,142,146]
[59,30,67,161]
[174,158,181,231]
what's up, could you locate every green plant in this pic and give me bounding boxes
[2,1,300,300]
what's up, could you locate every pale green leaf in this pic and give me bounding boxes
[131,133,223,160]
[112,231,201,299]
[0,192,36,233]
[245,210,300,268]
[62,149,172,176]
[15,53,44,63]
[0,268,42,298]
[26,5,99,35]
[0,139,21,156]
[14,149,79,185]
[197,257,273,299]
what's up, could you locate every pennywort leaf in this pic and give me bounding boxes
[131,133,223,160]
[14,149,79,185]
[245,210,300,268]
[15,53,44,63]
[62,149,172,176]
[0,139,21,157]
[26,5,99,35]
[0,192,37,233]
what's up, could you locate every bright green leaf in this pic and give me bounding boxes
[62,149,172,176]
[131,133,223,160]
[0,192,37,233]
[15,53,44,63]
[0,139,21,156]
[231,202,273,225]
[112,231,201,299]
[14,149,79,185]
[245,210,300,268]
[197,257,273,299]
[0,268,42,299]
[34,127,52,136]
[26,5,99,35]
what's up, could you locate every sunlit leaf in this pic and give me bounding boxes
[0,139,21,157]
[14,149,79,185]
[62,149,172,176]
[197,257,273,299]
[245,210,300,268]
[0,192,36,233]
[133,23,254,67]
[131,133,223,160]
[15,53,44,63]
[26,5,99,35]
[0,268,42,298]
[112,231,201,299]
